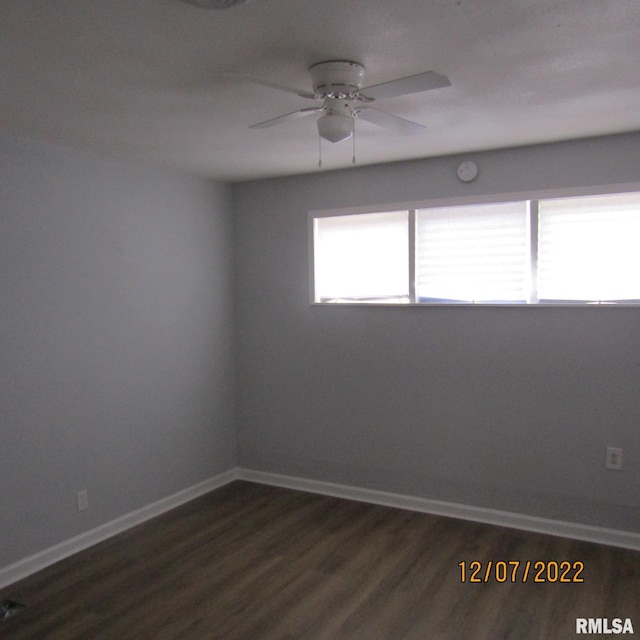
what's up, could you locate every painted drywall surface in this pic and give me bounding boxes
[0,134,236,568]
[233,133,640,532]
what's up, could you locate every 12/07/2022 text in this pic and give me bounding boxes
[458,560,584,583]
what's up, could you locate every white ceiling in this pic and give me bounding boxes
[2,0,639,182]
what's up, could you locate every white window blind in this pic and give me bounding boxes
[416,202,529,302]
[314,211,409,302]
[538,193,640,302]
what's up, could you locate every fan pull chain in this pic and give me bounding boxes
[352,116,356,165]
[318,134,322,168]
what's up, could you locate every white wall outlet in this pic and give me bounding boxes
[605,447,623,470]
[77,489,89,512]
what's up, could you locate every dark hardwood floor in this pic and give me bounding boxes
[2,481,639,639]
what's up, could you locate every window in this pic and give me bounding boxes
[313,211,410,303]
[311,191,640,305]
[416,201,529,303]
[537,192,640,302]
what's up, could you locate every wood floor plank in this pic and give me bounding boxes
[2,481,639,639]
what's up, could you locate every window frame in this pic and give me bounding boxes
[309,184,640,307]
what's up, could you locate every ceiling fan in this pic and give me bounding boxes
[228,60,451,145]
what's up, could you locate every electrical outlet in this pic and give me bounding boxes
[605,447,623,470]
[77,489,89,512]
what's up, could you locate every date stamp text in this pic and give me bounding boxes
[458,560,584,583]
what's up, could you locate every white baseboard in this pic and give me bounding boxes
[3,466,639,591]
[0,468,239,590]
[237,468,640,552]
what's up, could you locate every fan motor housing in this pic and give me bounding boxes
[310,60,365,99]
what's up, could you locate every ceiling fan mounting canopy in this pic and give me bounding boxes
[309,61,366,100]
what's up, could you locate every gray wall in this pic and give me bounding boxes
[0,133,235,568]
[3,129,639,573]
[233,132,640,532]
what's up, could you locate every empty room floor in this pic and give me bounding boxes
[2,481,639,639]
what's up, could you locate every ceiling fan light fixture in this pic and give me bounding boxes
[178,0,248,8]
[317,113,353,143]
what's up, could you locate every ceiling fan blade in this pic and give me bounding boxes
[360,70,450,101]
[249,107,321,129]
[222,72,316,100]
[356,107,426,135]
